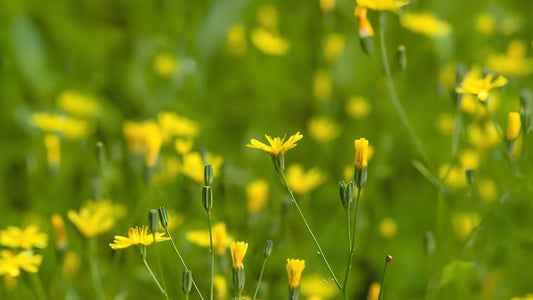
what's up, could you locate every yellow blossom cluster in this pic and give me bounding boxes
[251,5,290,55]
[0,225,48,279]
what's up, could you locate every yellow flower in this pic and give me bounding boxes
[251,28,290,56]
[51,214,67,250]
[319,0,335,12]
[157,112,198,141]
[57,90,98,117]
[300,274,336,299]
[31,113,63,132]
[467,122,501,150]
[145,133,162,167]
[478,178,497,204]
[181,151,224,184]
[0,250,43,277]
[109,226,170,250]
[475,13,496,35]
[68,200,125,238]
[367,282,381,300]
[346,96,371,119]
[486,39,533,76]
[400,12,451,37]
[153,53,177,78]
[356,0,408,12]
[246,179,269,213]
[247,132,303,156]
[186,223,230,255]
[507,112,521,141]
[286,258,305,291]
[62,117,92,141]
[286,164,325,195]
[313,70,332,102]
[323,33,345,64]
[230,241,248,270]
[354,7,374,38]
[354,138,369,169]
[455,68,508,102]
[175,139,194,155]
[307,117,340,143]
[226,24,247,56]
[452,212,480,240]
[379,218,398,239]
[214,275,227,300]
[44,134,60,167]
[0,226,47,249]
[439,164,467,189]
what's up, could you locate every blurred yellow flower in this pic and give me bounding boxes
[286,164,325,195]
[467,122,501,150]
[57,90,98,117]
[62,250,81,279]
[367,282,381,300]
[246,179,269,213]
[214,275,227,300]
[323,33,345,63]
[109,226,170,250]
[181,151,223,184]
[175,139,194,155]
[301,274,336,299]
[68,200,126,238]
[456,68,507,102]
[452,212,480,240]
[230,241,248,270]
[0,226,47,249]
[439,164,468,188]
[247,132,303,156]
[62,117,92,141]
[487,40,533,76]
[400,12,451,37]
[226,24,247,56]
[506,112,521,141]
[459,149,480,170]
[354,7,375,38]
[355,138,369,169]
[51,214,67,250]
[31,113,63,132]
[256,5,278,31]
[319,0,335,12]
[356,0,408,12]
[251,28,290,56]
[435,113,454,136]
[0,250,43,277]
[307,117,340,143]
[313,70,332,102]
[153,53,177,78]
[151,157,181,186]
[186,223,230,255]
[379,218,398,239]
[346,96,371,119]
[157,111,198,141]
[286,258,305,291]
[44,134,60,167]
[478,178,497,204]
[144,133,162,167]
[475,13,496,35]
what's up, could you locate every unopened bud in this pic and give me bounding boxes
[233,268,246,294]
[263,240,274,258]
[339,181,354,209]
[202,186,213,211]
[397,45,406,71]
[158,206,169,231]
[386,255,393,263]
[465,169,475,185]
[182,270,192,294]
[148,209,159,233]
[204,165,214,186]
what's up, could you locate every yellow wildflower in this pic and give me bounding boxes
[300,274,336,299]
[356,0,408,12]
[0,250,43,277]
[400,12,451,37]
[478,178,497,204]
[509,135,523,160]
[354,7,374,38]
[256,5,278,31]
[175,139,194,155]
[251,28,290,56]
[247,132,303,156]
[439,164,467,189]
[157,112,198,141]
[181,151,223,184]
[226,24,247,56]
[307,117,340,143]
[452,212,480,240]
[68,200,125,238]
[319,0,335,12]
[323,33,345,64]
[57,90,98,117]
[313,70,332,102]
[286,259,305,291]
[475,13,496,35]
[153,53,177,78]
[31,113,63,132]
[230,241,248,270]
[459,149,480,170]
[456,68,508,102]
[62,117,92,141]
[109,226,170,250]
[346,96,371,119]
[151,157,182,186]
[214,275,227,300]
[51,214,67,250]
[246,179,269,213]
[123,121,148,153]
[144,133,162,167]
[286,164,325,195]
[367,282,381,300]
[0,226,47,249]
[186,223,230,255]
[44,134,60,167]
[467,122,501,150]
[379,218,398,239]
[354,138,369,169]
[487,40,533,76]
[506,112,521,140]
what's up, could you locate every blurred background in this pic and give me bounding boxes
[1,0,533,299]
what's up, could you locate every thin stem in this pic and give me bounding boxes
[280,173,342,290]
[30,273,48,300]
[378,258,390,300]
[207,211,215,300]
[253,258,268,300]
[342,188,362,299]
[152,233,170,300]
[89,238,105,300]
[239,291,242,300]
[346,202,352,252]
[141,246,166,295]
[166,230,204,299]
[379,12,431,166]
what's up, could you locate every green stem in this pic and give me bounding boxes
[239,291,242,300]
[346,202,352,252]
[280,173,342,290]
[30,273,48,300]
[377,258,390,300]
[141,246,166,296]
[342,188,362,300]
[253,258,268,300]
[207,211,214,300]
[379,12,431,166]
[152,233,170,300]
[89,238,105,300]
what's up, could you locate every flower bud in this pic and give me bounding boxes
[158,206,169,231]
[465,169,475,185]
[148,209,159,233]
[263,240,274,258]
[202,186,213,212]
[506,112,521,141]
[204,165,214,186]
[339,181,354,209]
[182,270,193,295]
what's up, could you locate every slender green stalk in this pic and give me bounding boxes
[30,273,48,300]
[89,238,105,300]
[342,188,362,300]
[280,173,342,290]
[141,246,166,296]
[379,12,431,166]
[378,257,391,300]
[152,233,170,300]
[346,202,352,252]
[239,291,242,300]
[253,258,268,300]
[207,211,215,300]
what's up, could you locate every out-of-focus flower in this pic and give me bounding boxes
[51,214,67,250]
[153,53,177,78]
[256,5,278,31]
[109,226,170,250]
[435,113,454,136]
[186,223,230,255]
[300,273,337,299]
[356,0,408,12]
[475,13,496,35]
[0,250,43,277]
[467,122,501,150]
[181,152,223,184]
[379,218,398,239]
[246,179,269,213]
[506,112,521,141]
[31,113,63,132]
[57,90,98,117]
[62,117,92,141]
[151,157,181,186]
[478,178,497,204]
[355,138,369,169]
[286,164,325,195]
[158,112,198,141]
[439,164,467,189]
[346,96,371,119]
[487,40,533,76]
[456,68,507,102]
[452,212,480,240]
[313,70,332,102]
[307,117,340,143]
[44,134,60,168]
[400,12,451,37]
[510,294,533,300]
[230,241,248,270]
[62,250,81,279]
[319,0,335,12]
[323,33,345,64]
[214,275,227,300]
[0,226,47,249]
[175,139,194,155]
[247,132,303,156]
[367,282,380,300]
[226,24,247,56]
[354,7,375,40]
[251,28,290,56]
[459,149,480,170]
[68,200,126,238]
[144,133,162,167]
[123,120,161,153]
[286,259,305,291]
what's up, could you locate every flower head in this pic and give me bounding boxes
[44,134,60,167]
[51,214,67,250]
[186,223,230,255]
[507,112,521,141]
[0,226,47,250]
[286,258,305,291]
[400,12,451,37]
[307,117,340,143]
[247,132,303,156]
[109,226,170,250]
[68,200,125,238]
[286,164,325,195]
[0,250,43,277]
[354,7,374,38]
[354,138,369,169]
[251,28,290,56]
[230,241,248,270]
[455,68,508,102]
[153,53,177,78]
[246,179,269,213]
[356,0,408,12]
